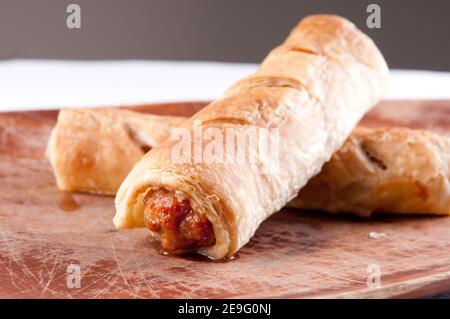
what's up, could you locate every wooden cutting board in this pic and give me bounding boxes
[0,100,449,299]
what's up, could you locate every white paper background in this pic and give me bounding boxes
[1,60,449,111]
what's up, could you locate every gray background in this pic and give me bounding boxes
[0,0,449,70]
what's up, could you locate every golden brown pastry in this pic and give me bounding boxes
[289,127,450,216]
[114,15,389,259]
[46,108,185,195]
[47,108,450,218]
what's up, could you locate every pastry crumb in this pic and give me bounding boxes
[369,231,386,239]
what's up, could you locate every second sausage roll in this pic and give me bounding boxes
[289,127,450,216]
[47,109,450,217]
[46,108,185,195]
[114,15,389,259]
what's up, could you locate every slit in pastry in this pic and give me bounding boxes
[124,123,154,154]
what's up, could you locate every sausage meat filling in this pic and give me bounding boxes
[143,189,215,252]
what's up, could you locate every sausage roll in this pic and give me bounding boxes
[47,109,450,217]
[46,108,185,195]
[113,15,389,259]
[289,127,450,216]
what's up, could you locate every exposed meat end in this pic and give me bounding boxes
[143,189,215,252]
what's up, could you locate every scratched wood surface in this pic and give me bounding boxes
[0,100,450,299]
